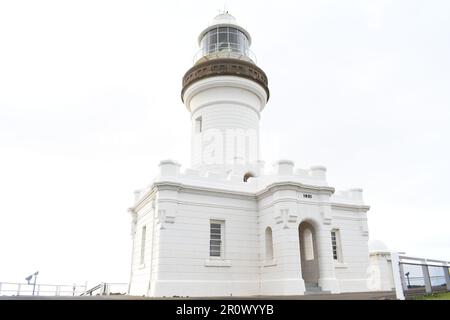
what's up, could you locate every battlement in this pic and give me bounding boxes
[132,159,365,206]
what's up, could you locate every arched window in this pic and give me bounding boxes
[303,228,314,261]
[243,172,254,182]
[265,227,274,261]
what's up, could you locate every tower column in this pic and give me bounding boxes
[180,13,269,178]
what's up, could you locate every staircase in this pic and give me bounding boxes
[305,282,330,295]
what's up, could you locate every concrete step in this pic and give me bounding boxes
[305,282,329,294]
[305,282,321,290]
[305,290,332,295]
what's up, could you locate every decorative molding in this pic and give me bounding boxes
[259,182,335,199]
[132,181,367,217]
[133,188,157,212]
[331,202,370,212]
[334,262,348,269]
[182,58,269,102]
[263,259,277,267]
[191,100,261,120]
[156,209,176,230]
[321,210,332,226]
[204,259,232,267]
[274,208,298,229]
[128,208,137,236]
[158,198,256,212]
[332,215,368,221]
[360,222,369,237]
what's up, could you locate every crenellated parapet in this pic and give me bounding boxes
[131,159,367,209]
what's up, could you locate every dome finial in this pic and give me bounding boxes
[222,1,228,14]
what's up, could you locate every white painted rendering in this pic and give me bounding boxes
[128,159,372,297]
[128,13,373,297]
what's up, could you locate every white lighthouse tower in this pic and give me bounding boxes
[128,13,372,297]
[182,13,269,179]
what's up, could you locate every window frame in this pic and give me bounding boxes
[331,229,343,262]
[209,220,225,259]
[200,27,249,56]
[265,226,274,261]
[140,225,147,265]
[195,116,202,133]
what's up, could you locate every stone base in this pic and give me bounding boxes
[150,280,260,297]
[336,279,370,293]
[149,279,307,297]
[260,278,306,296]
[318,278,340,293]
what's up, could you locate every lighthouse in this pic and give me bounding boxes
[128,13,372,297]
[182,12,269,179]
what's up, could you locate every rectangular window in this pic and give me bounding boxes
[331,230,342,261]
[210,221,224,258]
[140,225,146,265]
[195,116,202,133]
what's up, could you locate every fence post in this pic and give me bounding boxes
[398,261,408,291]
[17,283,21,296]
[443,262,450,291]
[421,259,432,294]
[390,252,405,300]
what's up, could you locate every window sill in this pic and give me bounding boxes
[263,259,277,267]
[334,262,347,269]
[204,259,232,267]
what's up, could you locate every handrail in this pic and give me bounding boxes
[193,43,257,65]
[0,281,87,296]
[399,255,449,266]
[0,281,127,296]
[80,282,128,296]
[80,283,104,296]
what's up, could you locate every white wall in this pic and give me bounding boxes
[368,253,395,291]
[128,199,158,296]
[331,208,370,292]
[149,188,260,297]
[129,168,372,297]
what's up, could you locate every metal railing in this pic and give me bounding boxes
[0,282,87,297]
[395,254,450,299]
[0,281,128,297]
[193,43,257,64]
[80,282,128,296]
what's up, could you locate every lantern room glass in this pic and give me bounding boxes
[200,26,250,57]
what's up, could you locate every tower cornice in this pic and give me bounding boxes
[181,58,270,102]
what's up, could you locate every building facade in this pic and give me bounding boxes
[128,13,371,297]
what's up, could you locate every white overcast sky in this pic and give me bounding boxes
[0,0,449,286]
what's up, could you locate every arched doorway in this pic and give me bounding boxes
[298,221,320,287]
